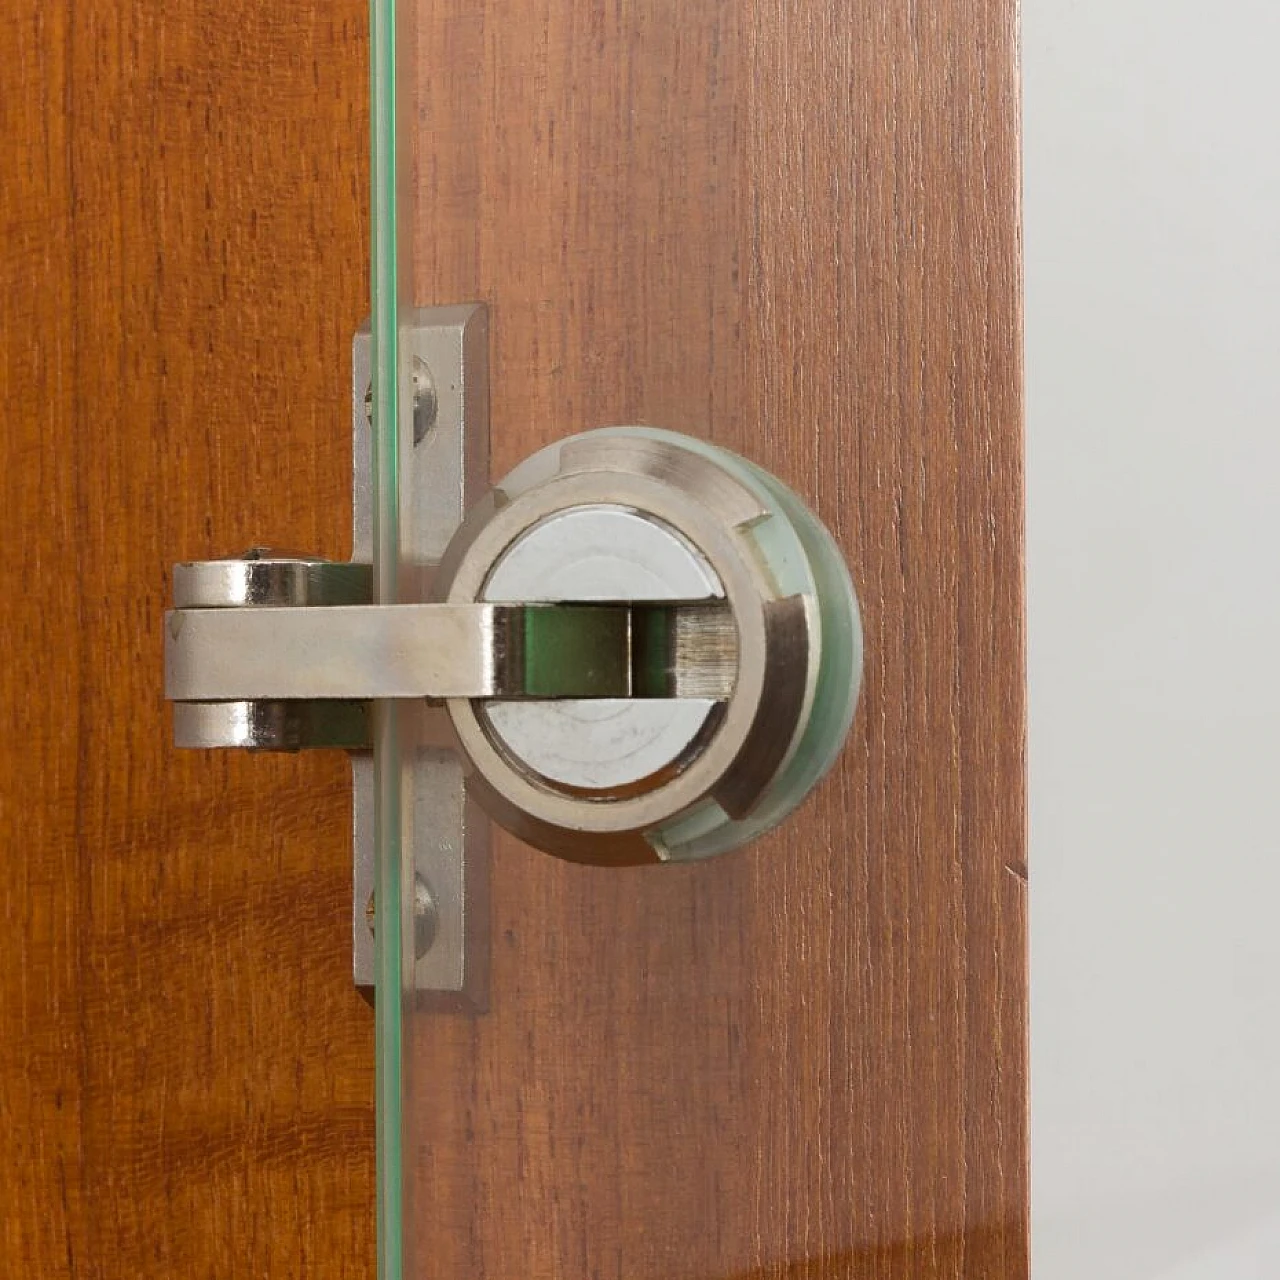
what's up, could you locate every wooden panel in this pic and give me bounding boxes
[0,3,375,1276]
[0,0,1022,1275]
[405,2,1025,1278]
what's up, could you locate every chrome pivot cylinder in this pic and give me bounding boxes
[168,551,374,751]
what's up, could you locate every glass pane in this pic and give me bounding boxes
[380,2,1026,1277]
[369,0,406,1275]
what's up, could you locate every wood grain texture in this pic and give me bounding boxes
[405,1,1025,1278]
[0,0,1023,1276]
[0,3,375,1276]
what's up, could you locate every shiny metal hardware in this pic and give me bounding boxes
[164,303,863,996]
[167,305,493,996]
[431,431,862,865]
[167,600,736,702]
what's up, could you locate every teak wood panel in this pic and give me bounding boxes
[0,2,1024,1279]
[1,3,375,1277]
[405,2,1026,1279]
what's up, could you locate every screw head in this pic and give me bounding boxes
[365,873,438,960]
[363,355,439,446]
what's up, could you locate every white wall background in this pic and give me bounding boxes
[1026,2,1280,1276]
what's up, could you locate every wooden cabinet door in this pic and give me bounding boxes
[0,1,1023,1277]
[2,5,376,1276]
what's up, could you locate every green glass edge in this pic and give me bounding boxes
[370,0,403,1273]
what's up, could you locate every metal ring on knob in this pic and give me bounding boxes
[431,427,862,866]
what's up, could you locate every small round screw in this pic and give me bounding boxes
[363,355,439,446]
[366,873,438,960]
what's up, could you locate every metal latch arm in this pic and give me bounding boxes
[164,601,736,702]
